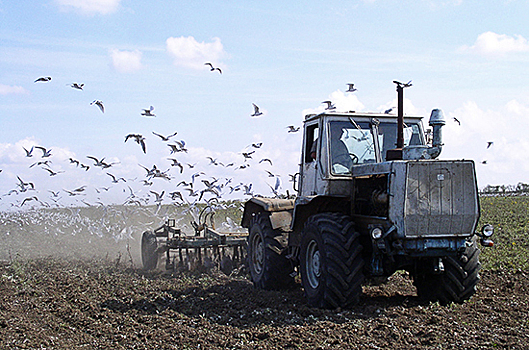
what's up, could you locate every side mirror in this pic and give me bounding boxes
[292,172,300,192]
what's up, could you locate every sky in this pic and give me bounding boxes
[1,0,529,210]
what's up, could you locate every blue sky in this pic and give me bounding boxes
[2,0,529,209]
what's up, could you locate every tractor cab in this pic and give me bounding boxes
[299,113,427,197]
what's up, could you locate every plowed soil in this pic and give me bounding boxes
[1,258,528,350]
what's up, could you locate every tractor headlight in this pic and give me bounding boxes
[481,224,494,238]
[371,227,383,240]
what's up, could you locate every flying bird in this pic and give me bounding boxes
[251,103,263,117]
[286,125,300,133]
[167,158,184,173]
[34,76,51,83]
[265,170,276,177]
[17,176,35,192]
[384,107,396,114]
[29,160,52,168]
[149,190,165,204]
[259,158,273,166]
[322,101,336,110]
[346,83,357,92]
[125,133,147,154]
[169,191,184,202]
[91,100,104,113]
[21,196,40,206]
[23,146,34,157]
[453,117,461,125]
[168,140,187,154]
[69,83,84,90]
[152,131,177,141]
[141,106,156,117]
[69,158,80,167]
[107,173,126,183]
[242,151,255,160]
[269,177,282,197]
[35,146,52,158]
[43,167,64,176]
[487,141,494,149]
[87,156,116,168]
[204,62,222,74]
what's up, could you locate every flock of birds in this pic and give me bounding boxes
[2,68,331,214]
[2,74,499,254]
[5,75,492,214]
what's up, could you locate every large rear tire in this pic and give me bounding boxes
[141,231,159,271]
[247,213,294,290]
[414,240,481,305]
[300,213,364,309]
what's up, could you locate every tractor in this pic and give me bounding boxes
[241,81,494,308]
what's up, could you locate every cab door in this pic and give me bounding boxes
[300,122,321,196]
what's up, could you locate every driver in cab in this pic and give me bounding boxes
[330,123,354,173]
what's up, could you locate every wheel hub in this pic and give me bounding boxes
[251,233,264,275]
[306,240,321,289]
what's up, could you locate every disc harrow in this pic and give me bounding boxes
[141,207,247,275]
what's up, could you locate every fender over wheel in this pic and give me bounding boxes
[300,213,364,309]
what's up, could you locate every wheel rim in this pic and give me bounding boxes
[305,239,321,289]
[251,231,264,275]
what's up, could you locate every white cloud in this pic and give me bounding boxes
[461,31,529,56]
[0,84,28,95]
[54,0,121,15]
[377,98,420,115]
[110,49,143,73]
[166,36,226,70]
[302,90,366,116]
[442,100,529,187]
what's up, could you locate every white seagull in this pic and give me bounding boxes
[141,106,156,117]
[251,103,263,117]
[69,83,84,90]
[204,62,222,74]
[322,101,336,110]
[91,100,104,113]
[346,83,357,92]
[34,76,51,83]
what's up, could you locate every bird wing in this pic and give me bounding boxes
[86,156,99,163]
[152,131,165,140]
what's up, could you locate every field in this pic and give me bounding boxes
[1,196,528,349]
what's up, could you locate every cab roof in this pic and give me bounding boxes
[304,111,424,123]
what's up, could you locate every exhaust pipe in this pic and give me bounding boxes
[387,80,412,160]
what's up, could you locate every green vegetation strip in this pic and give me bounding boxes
[478,196,529,271]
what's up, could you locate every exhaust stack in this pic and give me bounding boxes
[386,80,412,160]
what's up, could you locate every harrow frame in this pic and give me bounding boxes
[141,215,248,274]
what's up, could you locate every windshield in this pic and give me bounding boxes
[378,122,423,161]
[329,121,376,175]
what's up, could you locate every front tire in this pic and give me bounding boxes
[247,213,294,290]
[300,213,364,309]
[414,240,481,305]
